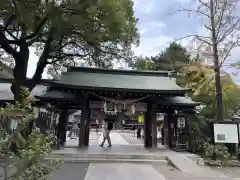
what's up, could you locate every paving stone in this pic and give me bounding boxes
[50,163,90,180]
[97,132,129,145]
[84,163,166,180]
[51,132,233,180]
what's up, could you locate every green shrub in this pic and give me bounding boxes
[203,142,230,166]
[0,87,62,180]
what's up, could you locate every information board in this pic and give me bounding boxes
[213,123,238,143]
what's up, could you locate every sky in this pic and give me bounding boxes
[26,0,240,83]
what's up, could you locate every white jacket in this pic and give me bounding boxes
[102,123,110,137]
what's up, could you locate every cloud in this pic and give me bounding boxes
[132,0,201,57]
[132,0,240,84]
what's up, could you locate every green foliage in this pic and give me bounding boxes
[0,0,139,85]
[152,42,191,71]
[129,56,153,70]
[203,142,230,166]
[130,42,191,71]
[0,87,61,180]
[186,115,208,153]
[181,64,240,118]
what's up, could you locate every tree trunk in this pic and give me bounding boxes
[10,42,29,102]
[210,0,223,121]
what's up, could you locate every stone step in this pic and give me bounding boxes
[44,157,168,164]
[49,152,167,160]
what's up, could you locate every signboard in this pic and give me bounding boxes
[213,123,239,143]
[177,117,186,128]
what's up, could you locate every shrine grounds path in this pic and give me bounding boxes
[49,132,240,180]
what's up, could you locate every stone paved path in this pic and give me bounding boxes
[50,162,239,180]
[97,132,129,145]
[120,132,143,145]
[84,163,166,180]
[51,132,237,180]
[65,131,129,147]
[50,163,90,180]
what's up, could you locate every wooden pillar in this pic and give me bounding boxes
[151,104,157,148]
[144,112,149,148]
[58,109,68,146]
[144,103,152,148]
[78,97,88,148]
[163,113,168,146]
[167,108,174,148]
[84,100,90,146]
[163,108,174,148]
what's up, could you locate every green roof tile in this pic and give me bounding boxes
[56,67,187,93]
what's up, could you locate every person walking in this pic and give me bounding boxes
[137,127,141,139]
[96,119,100,135]
[131,125,136,137]
[100,121,112,147]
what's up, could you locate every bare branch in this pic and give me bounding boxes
[172,34,212,46]
[168,6,211,18]
[215,0,228,36]
[203,23,212,31]
[199,0,211,9]
[217,18,240,44]
[219,39,240,67]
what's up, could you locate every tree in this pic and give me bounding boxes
[129,56,153,70]
[175,0,240,121]
[0,87,61,180]
[151,42,191,71]
[182,63,240,118]
[0,0,139,100]
[130,42,191,71]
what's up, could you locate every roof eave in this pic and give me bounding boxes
[50,81,187,94]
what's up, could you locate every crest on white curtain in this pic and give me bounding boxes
[103,101,107,113]
[131,104,136,115]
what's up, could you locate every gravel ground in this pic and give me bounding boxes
[211,167,240,179]
[153,164,238,180]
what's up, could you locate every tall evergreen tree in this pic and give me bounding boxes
[0,0,139,101]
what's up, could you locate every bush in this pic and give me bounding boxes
[0,87,62,180]
[203,142,230,166]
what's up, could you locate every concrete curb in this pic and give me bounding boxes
[44,157,168,164]
[50,153,167,160]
